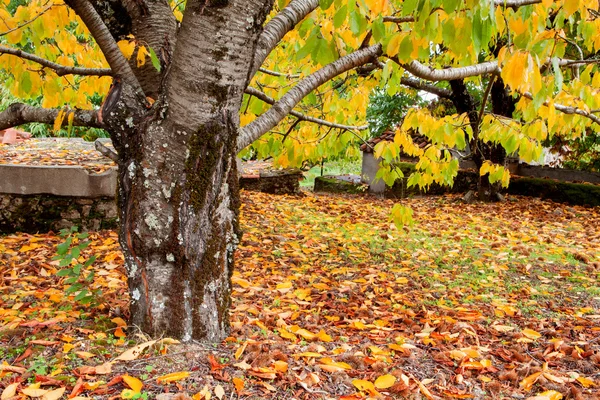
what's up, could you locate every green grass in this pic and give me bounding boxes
[301,158,362,188]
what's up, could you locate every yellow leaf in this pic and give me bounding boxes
[54,108,66,133]
[137,45,148,67]
[40,387,65,400]
[276,281,293,292]
[118,40,136,59]
[279,328,297,341]
[295,328,316,340]
[63,343,75,353]
[522,328,541,340]
[122,375,143,393]
[352,379,378,395]
[316,329,332,342]
[1,382,19,399]
[576,376,595,388]
[527,390,563,400]
[234,341,247,359]
[562,0,580,17]
[386,33,403,57]
[374,374,396,389]
[156,371,190,384]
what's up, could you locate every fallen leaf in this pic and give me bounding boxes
[156,371,190,384]
[374,374,396,389]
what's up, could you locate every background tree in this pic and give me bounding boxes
[1,0,599,341]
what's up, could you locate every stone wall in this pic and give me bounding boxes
[0,194,118,234]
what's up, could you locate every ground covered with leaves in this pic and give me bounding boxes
[1,192,599,399]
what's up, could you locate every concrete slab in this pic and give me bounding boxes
[0,164,117,197]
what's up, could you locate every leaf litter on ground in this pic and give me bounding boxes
[1,191,599,399]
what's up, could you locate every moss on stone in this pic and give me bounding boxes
[508,177,600,207]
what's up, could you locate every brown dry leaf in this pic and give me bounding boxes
[214,385,225,400]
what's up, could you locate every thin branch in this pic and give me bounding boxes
[495,0,541,7]
[401,60,501,81]
[244,86,368,131]
[0,45,113,77]
[94,139,118,162]
[250,0,319,79]
[521,92,600,125]
[238,44,382,151]
[259,67,301,79]
[64,0,142,94]
[382,16,415,23]
[400,76,452,99]
[0,103,101,131]
[478,74,497,125]
[0,2,54,37]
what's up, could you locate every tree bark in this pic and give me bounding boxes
[94,0,274,342]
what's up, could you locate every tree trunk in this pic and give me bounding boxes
[101,0,273,342]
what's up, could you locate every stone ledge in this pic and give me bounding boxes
[0,164,117,197]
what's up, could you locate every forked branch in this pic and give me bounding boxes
[238,44,382,151]
[251,0,319,79]
[64,0,142,93]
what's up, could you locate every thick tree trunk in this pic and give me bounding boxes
[117,115,241,342]
[100,0,273,342]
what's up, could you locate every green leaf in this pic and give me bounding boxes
[148,46,161,72]
[398,35,413,62]
[319,0,334,10]
[333,5,347,28]
[57,239,71,256]
[349,10,366,36]
[552,57,563,92]
[74,290,90,302]
[56,268,72,277]
[83,255,97,268]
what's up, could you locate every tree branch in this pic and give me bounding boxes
[244,86,368,131]
[400,76,453,98]
[238,44,382,151]
[64,0,142,94]
[521,92,600,125]
[0,103,101,131]
[259,67,301,78]
[250,0,319,79]
[95,139,118,162]
[0,45,113,77]
[401,60,501,81]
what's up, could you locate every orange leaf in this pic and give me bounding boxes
[122,375,143,393]
[232,377,245,394]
